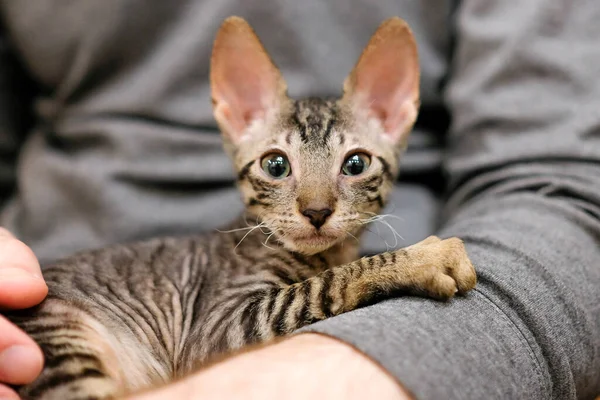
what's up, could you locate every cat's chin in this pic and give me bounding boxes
[281,234,340,255]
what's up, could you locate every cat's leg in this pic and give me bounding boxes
[182,236,475,370]
[337,236,476,309]
[10,300,146,400]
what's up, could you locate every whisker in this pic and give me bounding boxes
[364,227,392,251]
[216,225,260,233]
[234,223,268,251]
[377,213,405,223]
[262,231,278,251]
[377,218,403,248]
[345,230,360,243]
[354,212,406,250]
[360,212,405,223]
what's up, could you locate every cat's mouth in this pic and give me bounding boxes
[283,232,341,254]
[294,233,338,244]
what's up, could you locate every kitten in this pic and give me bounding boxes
[8,16,476,400]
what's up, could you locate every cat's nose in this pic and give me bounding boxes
[301,208,333,229]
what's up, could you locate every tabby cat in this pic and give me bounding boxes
[8,16,476,400]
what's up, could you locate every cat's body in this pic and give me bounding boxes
[10,216,339,394]
[8,18,476,400]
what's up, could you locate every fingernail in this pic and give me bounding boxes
[0,345,43,384]
[0,268,43,281]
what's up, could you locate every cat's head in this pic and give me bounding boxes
[211,16,419,255]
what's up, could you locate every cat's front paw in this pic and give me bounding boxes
[403,236,477,300]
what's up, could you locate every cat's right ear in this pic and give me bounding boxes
[211,17,288,144]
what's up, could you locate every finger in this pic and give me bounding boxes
[0,229,47,310]
[0,228,42,276]
[0,315,44,385]
[0,383,20,400]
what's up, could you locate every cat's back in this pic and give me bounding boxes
[54,235,217,336]
[36,214,276,325]
[41,234,222,316]
[9,220,292,397]
[9,234,225,394]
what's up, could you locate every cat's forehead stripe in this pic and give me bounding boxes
[289,98,340,146]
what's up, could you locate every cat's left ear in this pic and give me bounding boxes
[342,17,420,147]
[211,16,288,144]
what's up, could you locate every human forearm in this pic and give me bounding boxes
[128,334,411,400]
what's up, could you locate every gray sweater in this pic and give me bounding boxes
[1,1,599,398]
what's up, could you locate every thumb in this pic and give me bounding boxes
[0,228,48,310]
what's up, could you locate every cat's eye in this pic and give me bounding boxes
[261,153,291,179]
[341,153,371,176]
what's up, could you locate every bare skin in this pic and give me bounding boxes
[128,334,414,400]
[0,228,46,399]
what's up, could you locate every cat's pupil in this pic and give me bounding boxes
[261,154,291,179]
[342,153,370,176]
[268,158,286,176]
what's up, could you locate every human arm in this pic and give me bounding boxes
[129,334,412,400]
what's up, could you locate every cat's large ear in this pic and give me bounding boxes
[211,17,288,143]
[342,17,420,146]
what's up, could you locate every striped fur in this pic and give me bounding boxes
[7,17,477,400]
[9,227,475,399]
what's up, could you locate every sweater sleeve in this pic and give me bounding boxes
[300,1,600,399]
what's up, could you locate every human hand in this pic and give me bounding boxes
[0,228,47,399]
[129,333,413,400]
